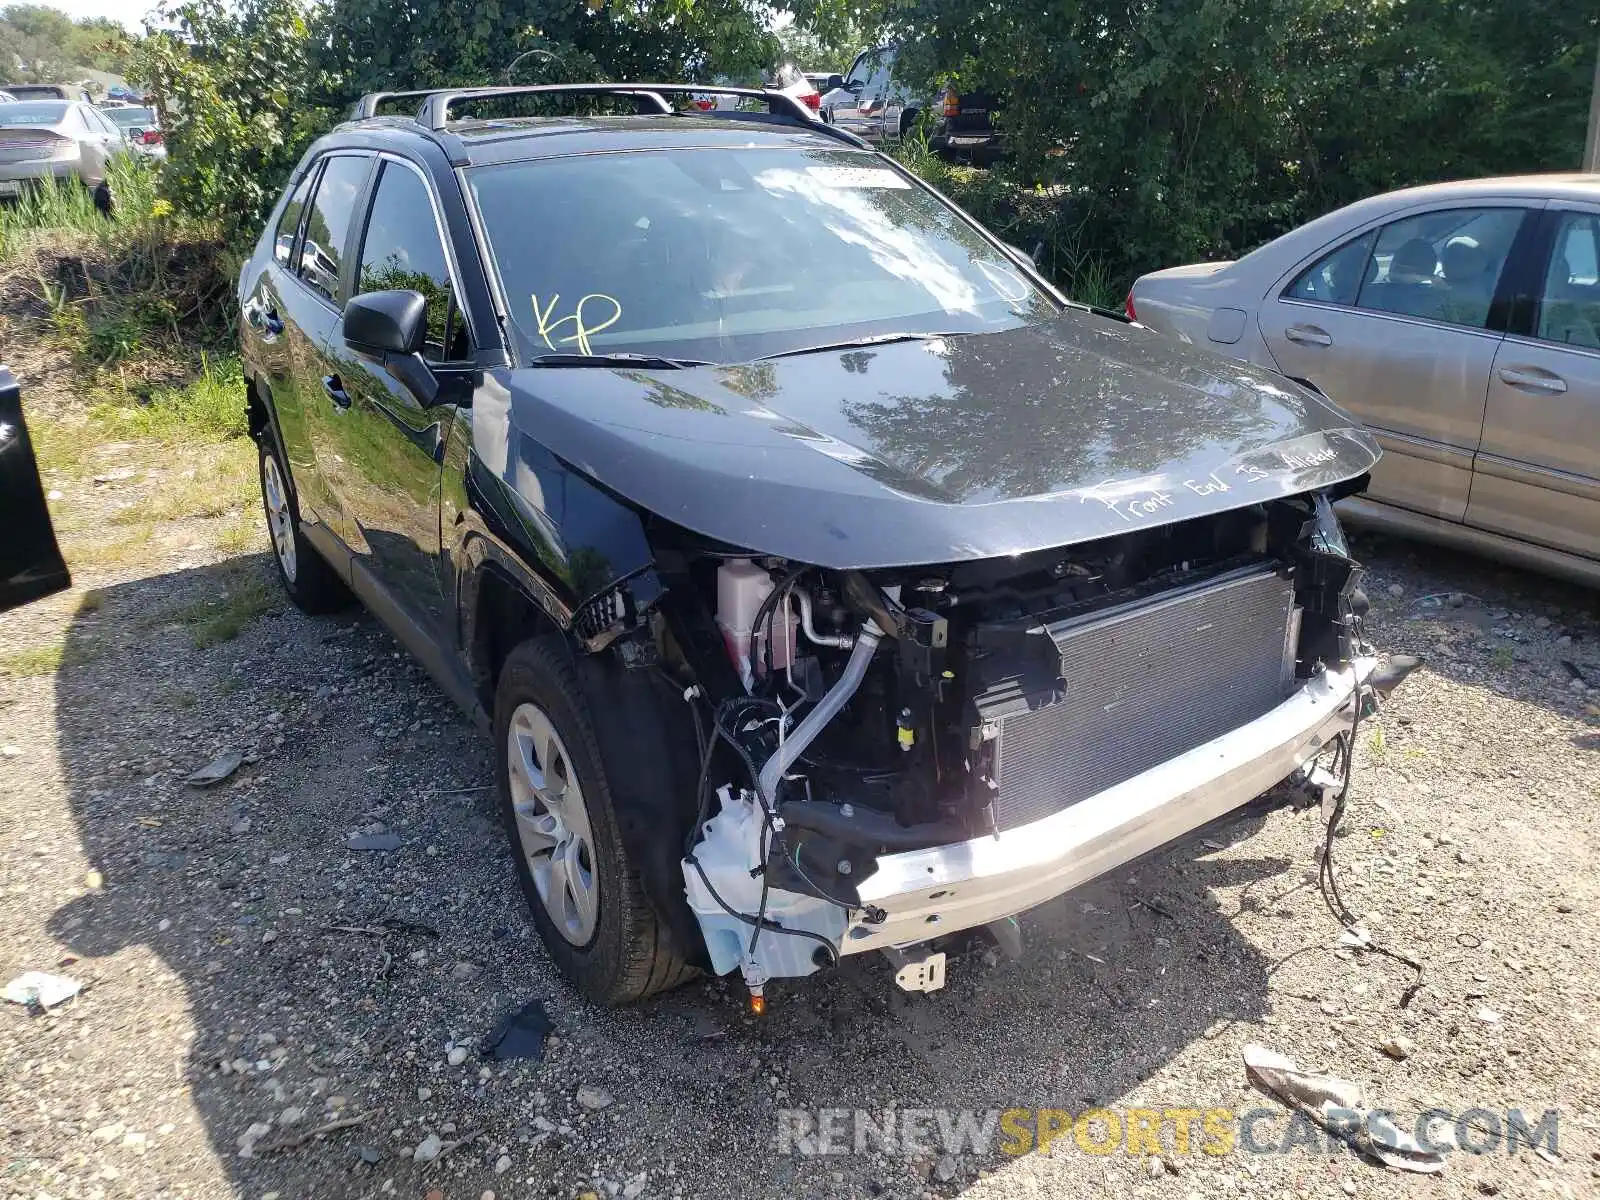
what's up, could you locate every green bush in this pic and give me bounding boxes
[130,0,335,247]
[891,0,1599,290]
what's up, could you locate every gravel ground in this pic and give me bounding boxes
[3,514,1600,1200]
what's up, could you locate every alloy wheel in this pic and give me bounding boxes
[507,701,600,944]
[261,453,297,584]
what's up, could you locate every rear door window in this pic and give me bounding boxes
[1285,232,1377,307]
[273,170,316,269]
[297,154,372,305]
[1354,207,1527,330]
[1535,211,1600,349]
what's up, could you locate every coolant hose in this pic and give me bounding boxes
[758,619,883,807]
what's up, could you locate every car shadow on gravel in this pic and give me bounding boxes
[43,555,1322,1198]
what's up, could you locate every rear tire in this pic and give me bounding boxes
[257,433,350,614]
[92,181,113,217]
[495,636,697,1005]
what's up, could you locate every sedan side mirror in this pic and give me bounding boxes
[343,290,438,405]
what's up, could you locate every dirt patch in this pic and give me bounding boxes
[3,512,1599,1200]
[3,303,1599,1198]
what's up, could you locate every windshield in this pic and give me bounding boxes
[0,101,67,125]
[106,106,156,127]
[469,146,1057,363]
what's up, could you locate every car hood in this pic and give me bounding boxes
[495,311,1379,569]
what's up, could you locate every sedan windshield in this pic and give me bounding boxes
[469,145,1058,363]
[0,101,68,125]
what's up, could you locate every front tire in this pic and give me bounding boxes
[495,636,696,1005]
[257,434,349,614]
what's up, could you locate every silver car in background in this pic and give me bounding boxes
[0,99,127,209]
[102,105,165,160]
[1129,175,1600,586]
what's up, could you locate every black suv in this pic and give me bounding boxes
[237,83,1386,1009]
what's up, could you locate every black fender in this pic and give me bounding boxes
[456,436,665,656]
[455,533,706,967]
[571,648,710,970]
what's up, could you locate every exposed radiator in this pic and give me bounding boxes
[975,565,1299,832]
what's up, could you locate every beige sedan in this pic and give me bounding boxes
[0,98,127,210]
[1129,174,1600,586]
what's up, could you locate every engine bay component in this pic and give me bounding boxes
[973,564,1297,831]
[792,585,854,650]
[681,785,847,983]
[756,619,883,808]
[715,558,795,688]
[666,489,1409,1002]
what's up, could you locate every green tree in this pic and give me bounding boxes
[0,3,130,81]
[129,0,336,243]
[318,0,782,97]
[891,0,1599,289]
[777,0,887,72]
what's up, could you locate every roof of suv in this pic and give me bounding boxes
[334,112,854,167]
[322,85,867,169]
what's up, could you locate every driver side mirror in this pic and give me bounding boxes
[825,74,846,93]
[345,289,426,354]
[343,290,439,405]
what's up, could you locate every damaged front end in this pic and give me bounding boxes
[640,483,1402,1005]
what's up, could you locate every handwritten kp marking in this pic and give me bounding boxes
[532,293,622,356]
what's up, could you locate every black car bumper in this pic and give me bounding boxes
[929,129,1002,164]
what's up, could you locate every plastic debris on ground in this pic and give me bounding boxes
[345,832,404,852]
[482,998,552,1062]
[1242,1043,1447,1174]
[4,971,82,1010]
[186,750,244,787]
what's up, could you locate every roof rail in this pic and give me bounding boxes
[351,89,443,120]
[410,83,815,130]
[351,82,867,149]
[420,84,677,128]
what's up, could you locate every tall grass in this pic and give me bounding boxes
[89,352,247,442]
[0,151,235,376]
[0,156,161,257]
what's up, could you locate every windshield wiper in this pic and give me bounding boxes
[528,352,713,369]
[759,332,967,361]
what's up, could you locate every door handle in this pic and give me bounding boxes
[322,374,352,409]
[1497,366,1567,393]
[1284,324,1333,347]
